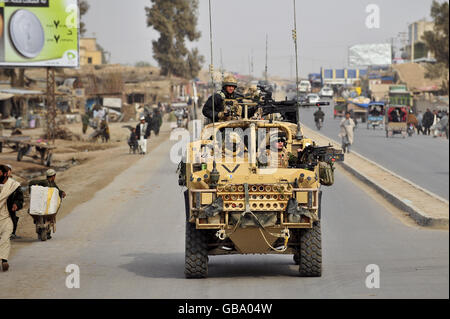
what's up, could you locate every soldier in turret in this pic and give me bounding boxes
[203,75,256,122]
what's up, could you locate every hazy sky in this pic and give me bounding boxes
[83,0,435,78]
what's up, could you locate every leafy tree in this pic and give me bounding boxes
[79,0,90,36]
[422,0,449,92]
[145,0,204,79]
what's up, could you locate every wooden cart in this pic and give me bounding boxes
[0,136,32,153]
[16,141,55,167]
[0,136,55,166]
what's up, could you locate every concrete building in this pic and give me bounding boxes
[80,38,103,66]
[321,68,367,86]
[406,19,435,61]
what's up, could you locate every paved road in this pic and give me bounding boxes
[297,99,449,200]
[1,139,448,299]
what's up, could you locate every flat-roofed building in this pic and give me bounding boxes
[80,38,103,66]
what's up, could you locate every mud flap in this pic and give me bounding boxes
[184,190,190,221]
[318,191,323,220]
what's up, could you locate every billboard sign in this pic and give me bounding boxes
[348,44,392,67]
[0,0,79,68]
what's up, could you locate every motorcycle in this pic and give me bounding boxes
[407,123,415,137]
[177,117,183,128]
[315,118,323,131]
[174,108,189,129]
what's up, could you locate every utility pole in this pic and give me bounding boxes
[265,34,269,82]
[290,56,294,80]
[46,68,57,144]
[411,22,415,63]
[220,48,224,78]
[251,49,254,79]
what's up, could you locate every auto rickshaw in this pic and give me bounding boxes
[386,106,409,138]
[366,102,386,130]
[333,97,347,119]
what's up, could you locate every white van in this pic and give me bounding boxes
[298,80,311,93]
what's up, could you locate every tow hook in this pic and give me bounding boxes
[216,228,227,241]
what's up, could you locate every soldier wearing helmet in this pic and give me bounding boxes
[265,131,289,168]
[203,75,256,122]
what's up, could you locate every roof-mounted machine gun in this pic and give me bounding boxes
[293,145,344,170]
[256,85,330,124]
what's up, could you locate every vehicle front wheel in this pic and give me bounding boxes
[293,253,299,265]
[185,222,209,279]
[298,222,322,277]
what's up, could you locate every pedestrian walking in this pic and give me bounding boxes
[152,109,163,136]
[4,165,22,240]
[431,110,441,138]
[422,109,434,136]
[136,116,151,155]
[0,165,24,272]
[81,112,90,135]
[435,112,448,139]
[339,112,356,154]
[417,111,424,135]
[29,169,66,240]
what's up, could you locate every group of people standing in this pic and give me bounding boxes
[415,109,449,139]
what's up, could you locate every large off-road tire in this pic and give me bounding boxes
[293,253,299,265]
[299,222,322,277]
[185,222,208,279]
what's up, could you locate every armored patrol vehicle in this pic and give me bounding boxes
[178,88,344,278]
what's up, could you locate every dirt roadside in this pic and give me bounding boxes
[302,125,449,229]
[1,120,172,256]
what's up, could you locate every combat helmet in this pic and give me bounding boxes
[222,75,238,88]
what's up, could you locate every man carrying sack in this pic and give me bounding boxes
[29,169,65,240]
[0,165,24,272]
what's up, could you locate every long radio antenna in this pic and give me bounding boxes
[265,34,268,82]
[292,0,303,140]
[208,0,219,184]
[208,0,216,143]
